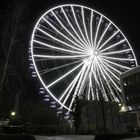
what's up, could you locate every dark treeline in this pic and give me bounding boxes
[0,2,71,134]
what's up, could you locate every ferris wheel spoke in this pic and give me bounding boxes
[98,30,119,51]
[90,80,95,100]
[91,64,100,87]
[107,83,119,101]
[101,55,135,61]
[99,62,121,92]
[96,62,116,101]
[77,64,92,97]
[99,39,126,53]
[37,27,84,52]
[95,64,107,100]
[38,24,57,36]
[89,74,95,100]
[68,64,88,110]
[101,48,131,55]
[34,40,86,55]
[61,79,77,110]
[46,60,84,88]
[34,58,50,62]
[59,67,83,105]
[87,79,90,100]
[91,64,102,100]
[99,59,120,81]
[101,79,109,101]
[40,60,82,75]
[97,71,109,101]
[97,59,120,91]
[100,58,121,74]
[59,68,82,102]
[44,87,71,111]
[97,62,121,101]
[87,71,95,100]
[95,87,99,100]
[50,12,86,51]
[95,69,108,100]
[62,8,88,49]
[102,58,132,70]
[94,15,103,50]
[73,64,87,99]
[105,78,121,102]
[47,17,61,29]
[78,57,94,97]
[42,17,85,51]
[96,22,111,50]
[99,63,120,101]
[62,64,87,109]
[34,46,83,55]
[61,7,87,49]
[81,6,92,47]
[71,6,90,47]
[90,10,94,48]
[34,54,88,59]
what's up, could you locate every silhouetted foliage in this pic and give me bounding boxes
[0,0,38,121]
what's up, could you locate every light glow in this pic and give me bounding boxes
[11,112,16,116]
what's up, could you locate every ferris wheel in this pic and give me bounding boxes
[30,4,138,112]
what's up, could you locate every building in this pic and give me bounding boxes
[75,66,140,133]
[120,66,140,110]
[79,100,137,133]
[120,66,140,128]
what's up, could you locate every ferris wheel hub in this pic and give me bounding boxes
[94,51,99,56]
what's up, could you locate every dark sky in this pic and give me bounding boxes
[27,0,140,64]
[0,0,140,63]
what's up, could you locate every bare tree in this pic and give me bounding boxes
[0,0,27,90]
[0,0,29,119]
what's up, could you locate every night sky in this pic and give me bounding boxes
[31,0,140,63]
[1,0,140,62]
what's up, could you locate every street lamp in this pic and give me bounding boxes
[119,105,127,112]
[11,111,16,117]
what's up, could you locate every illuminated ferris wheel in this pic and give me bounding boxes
[30,4,137,112]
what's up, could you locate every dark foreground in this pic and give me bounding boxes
[0,134,35,140]
[0,134,140,140]
[35,135,95,140]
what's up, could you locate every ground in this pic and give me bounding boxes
[35,135,95,140]
[122,137,140,140]
[35,135,140,140]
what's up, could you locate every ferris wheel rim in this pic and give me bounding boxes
[30,4,138,112]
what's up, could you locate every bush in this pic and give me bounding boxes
[0,134,35,140]
[1,126,23,134]
[95,132,136,140]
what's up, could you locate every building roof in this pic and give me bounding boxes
[120,65,140,79]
